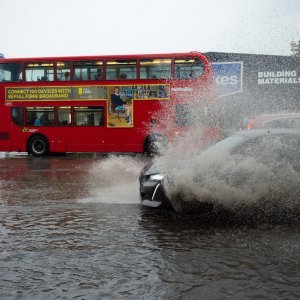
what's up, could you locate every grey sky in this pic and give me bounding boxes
[1,0,300,58]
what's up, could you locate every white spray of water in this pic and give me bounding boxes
[165,149,300,214]
[79,155,149,204]
[153,96,300,219]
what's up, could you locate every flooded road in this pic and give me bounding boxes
[1,154,300,299]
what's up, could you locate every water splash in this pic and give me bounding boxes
[153,99,300,222]
[170,137,299,222]
[79,155,149,204]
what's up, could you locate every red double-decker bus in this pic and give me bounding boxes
[0,52,219,156]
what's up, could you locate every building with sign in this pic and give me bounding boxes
[206,52,300,129]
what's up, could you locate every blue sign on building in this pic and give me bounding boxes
[212,62,243,97]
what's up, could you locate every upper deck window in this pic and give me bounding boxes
[140,59,171,79]
[57,62,71,81]
[73,61,103,81]
[174,58,204,79]
[0,63,22,82]
[25,62,54,82]
[106,60,137,80]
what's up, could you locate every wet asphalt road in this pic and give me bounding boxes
[1,154,300,299]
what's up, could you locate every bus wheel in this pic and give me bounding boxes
[28,135,49,156]
[144,134,167,157]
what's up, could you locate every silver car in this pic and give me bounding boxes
[139,128,300,212]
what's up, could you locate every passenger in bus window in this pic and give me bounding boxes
[34,119,41,126]
[34,115,41,126]
[40,112,51,125]
[61,120,69,125]
[61,71,70,81]
[119,73,127,80]
[41,76,48,81]
[95,69,102,80]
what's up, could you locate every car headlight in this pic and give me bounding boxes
[150,174,165,181]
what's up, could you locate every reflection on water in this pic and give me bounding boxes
[1,154,300,299]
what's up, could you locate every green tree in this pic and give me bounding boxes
[290,40,300,57]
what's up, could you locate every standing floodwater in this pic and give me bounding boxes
[1,154,300,299]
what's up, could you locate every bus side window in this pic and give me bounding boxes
[0,63,23,82]
[25,62,54,82]
[106,60,137,80]
[25,107,55,126]
[25,110,38,126]
[174,58,204,79]
[57,62,71,81]
[12,107,25,126]
[140,59,171,79]
[73,61,103,81]
[74,107,104,126]
[58,107,71,126]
